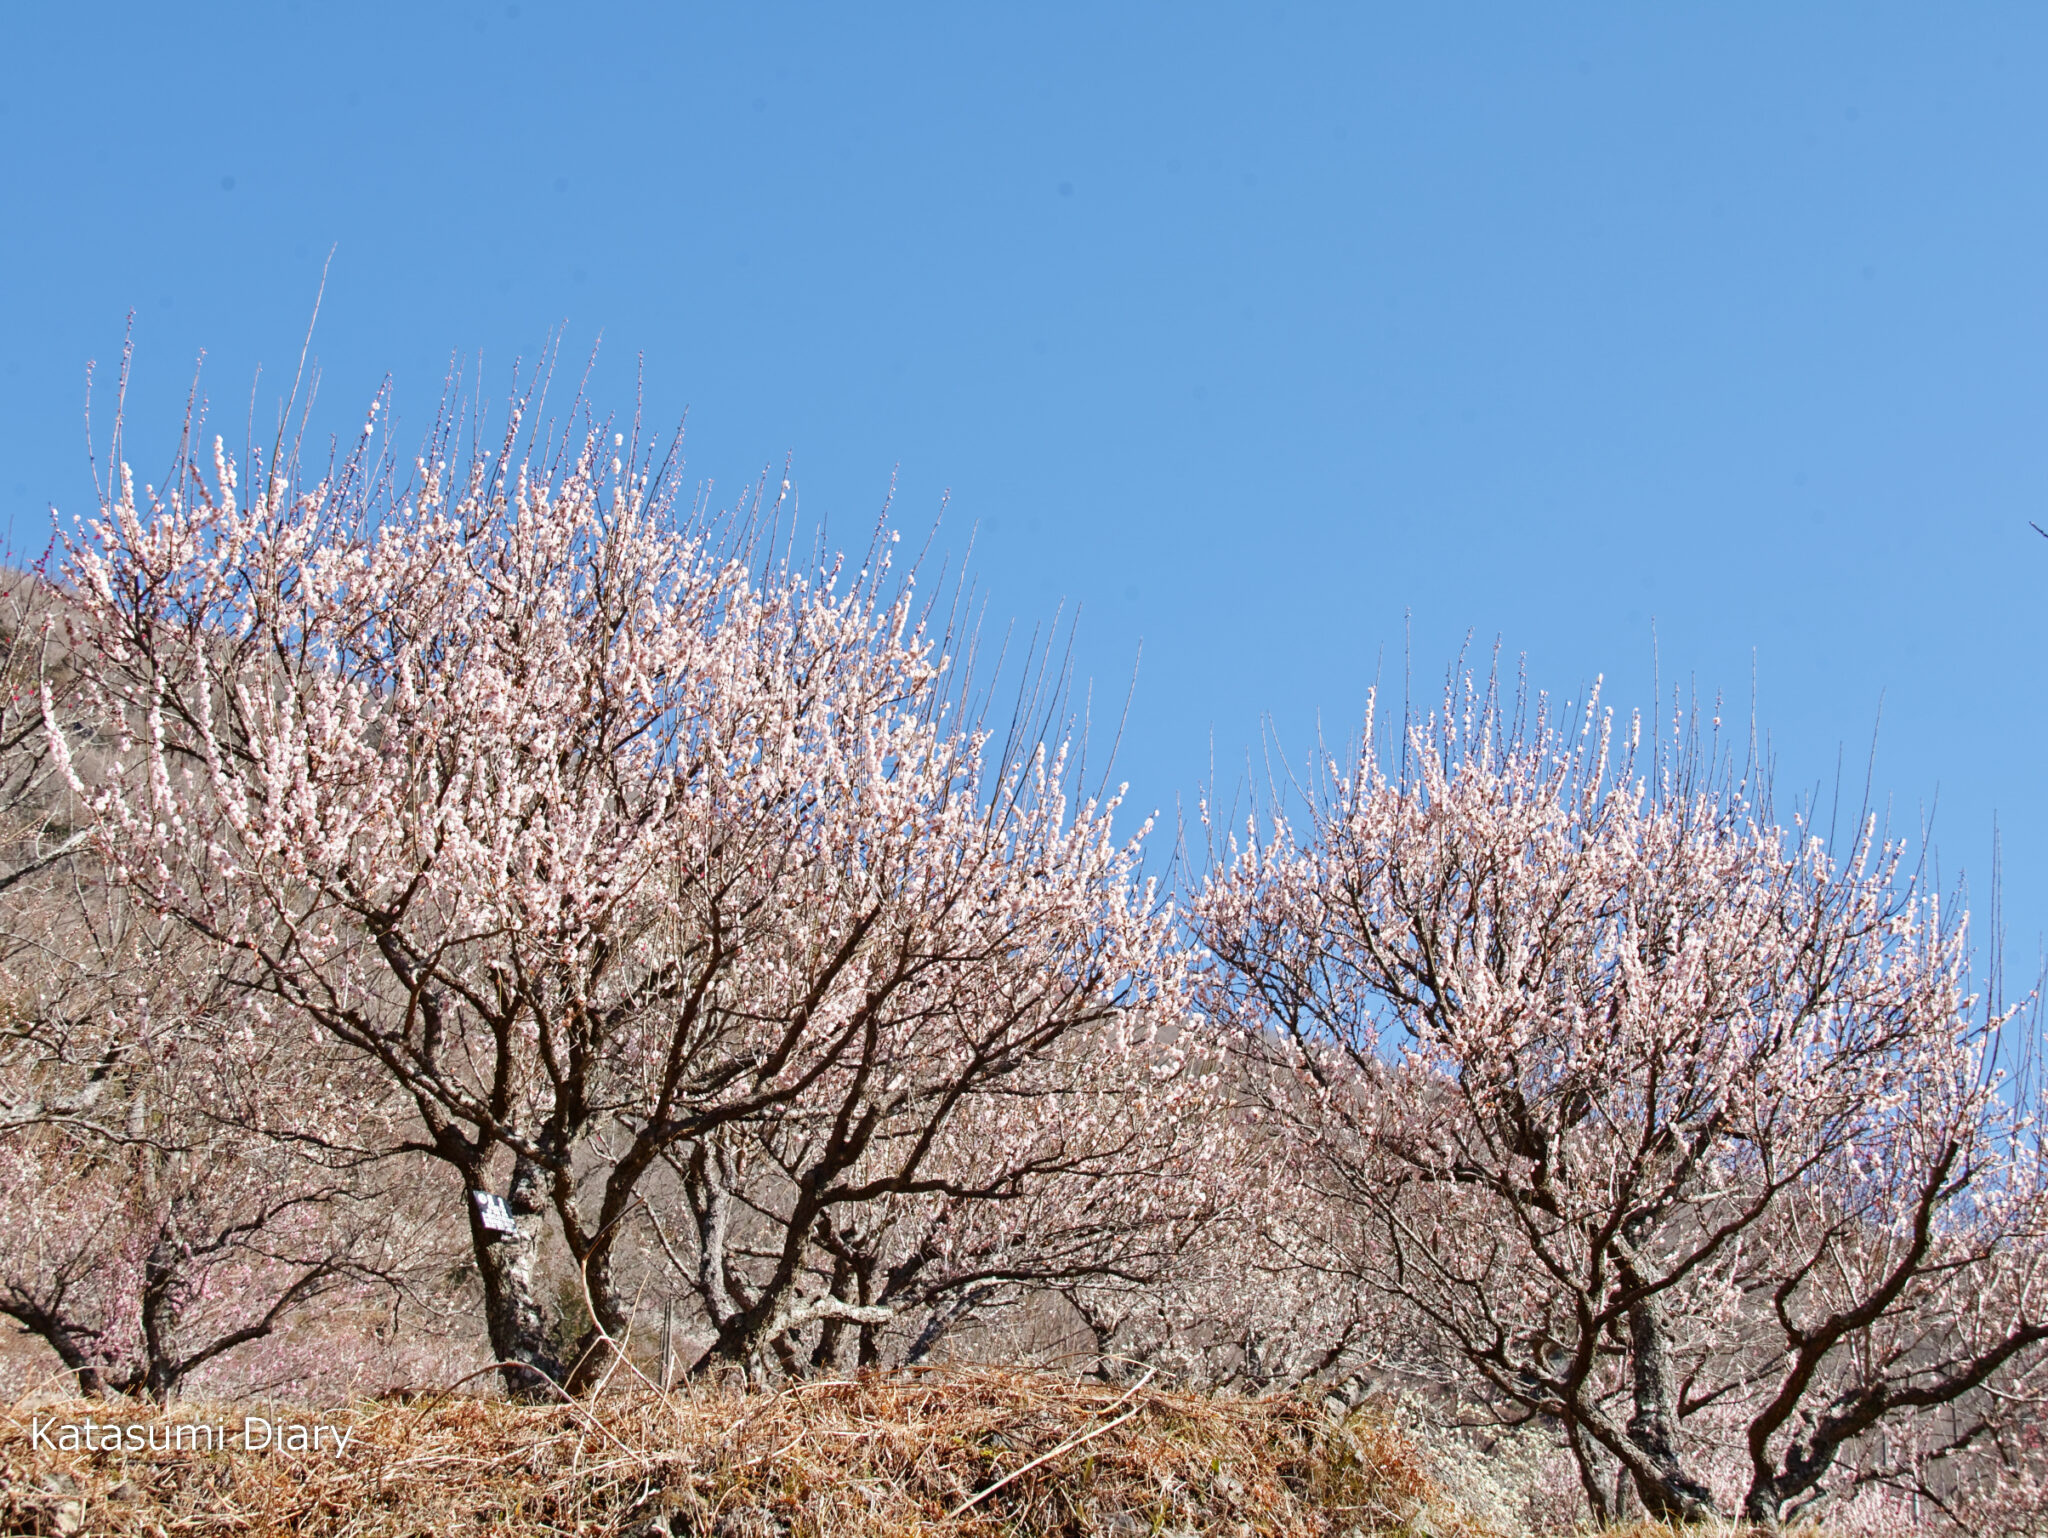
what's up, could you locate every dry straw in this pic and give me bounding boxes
[2,1366,1478,1537]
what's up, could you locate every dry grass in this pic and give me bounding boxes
[1,1367,1487,1537]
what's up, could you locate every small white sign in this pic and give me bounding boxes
[472,1190,519,1235]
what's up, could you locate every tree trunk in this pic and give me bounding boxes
[855,1256,883,1369]
[1743,1427,1849,1525]
[136,1206,193,1403]
[904,1286,994,1367]
[809,1251,856,1371]
[1624,1290,1719,1521]
[471,1155,565,1400]
[1563,1417,1612,1527]
[1,1301,108,1398]
[564,1238,632,1394]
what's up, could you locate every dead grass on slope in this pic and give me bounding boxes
[2,1367,1483,1537]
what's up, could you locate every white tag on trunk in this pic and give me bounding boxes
[472,1190,519,1235]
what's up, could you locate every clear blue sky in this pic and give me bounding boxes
[5,5,2047,979]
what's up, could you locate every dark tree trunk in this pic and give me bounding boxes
[2,1300,109,1398]
[855,1257,883,1369]
[1623,1291,1719,1521]
[809,1251,856,1372]
[137,1226,184,1403]
[564,1239,635,1394]
[470,1154,566,1400]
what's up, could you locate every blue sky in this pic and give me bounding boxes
[5,5,2047,978]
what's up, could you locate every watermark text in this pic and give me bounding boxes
[26,1416,355,1456]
